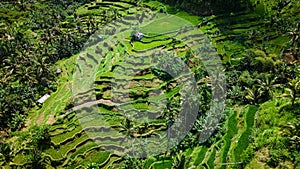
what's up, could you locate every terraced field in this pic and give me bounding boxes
[3,0,295,168]
[144,106,258,169]
[6,1,220,167]
[72,5,223,161]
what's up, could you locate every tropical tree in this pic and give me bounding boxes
[171,151,190,169]
[283,121,300,150]
[121,155,142,169]
[119,118,136,156]
[0,140,14,163]
[86,163,99,169]
[29,125,51,150]
[286,22,299,59]
[120,118,135,137]
[255,75,281,100]
[244,87,261,105]
[281,77,300,105]
[26,149,50,169]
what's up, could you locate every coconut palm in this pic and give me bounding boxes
[171,151,190,169]
[283,121,300,150]
[281,77,300,105]
[120,118,135,137]
[0,141,14,163]
[256,75,281,100]
[86,163,99,169]
[286,21,299,57]
[245,87,261,105]
[34,55,53,86]
[119,118,136,156]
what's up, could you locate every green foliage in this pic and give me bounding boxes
[121,156,143,169]
[152,160,172,169]
[281,77,300,105]
[0,0,88,130]
[0,139,14,162]
[240,49,283,72]
[189,146,207,167]
[29,125,51,150]
[233,105,258,162]
[86,163,99,169]
[244,100,300,168]
[220,110,238,166]
[206,147,216,169]
[26,149,50,169]
[243,73,281,104]
[1,0,299,168]
[252,56,274,72]
[81,151,110,168]
[240,144,255,165]
[238,71,254,86]
[143,156,156,168]
[171,152,189,169]
[160,0,252,15]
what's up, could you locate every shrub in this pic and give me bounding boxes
[29,125,51,150]
[0,140,13,162]
[240,144,255,164]
[251,56,275,72]
[238,71,254,87]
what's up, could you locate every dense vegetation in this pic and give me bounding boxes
[0,0,299,168]
[0,0,100,130]
[160,0,252,15]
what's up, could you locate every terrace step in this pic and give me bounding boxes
[218,109,238,168]
[231,105,258,162]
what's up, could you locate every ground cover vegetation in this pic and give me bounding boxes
[0,0,299,168]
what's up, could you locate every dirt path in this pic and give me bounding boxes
[31,99,118,127]
[36,111,44,126]
[46,115,56,125]
[60,99,118,118]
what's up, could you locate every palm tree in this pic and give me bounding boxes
[119,118,136,156]
[286,21,299,58]
[283,121,300,150]
[27,149,50,169]
[245,87,261,105]
[180,81,199,130]
[171,151,190,169]
[29,125,51,150]
[281,77,300,105]
[86,163,99,169]
[0,141,14,163]
[256,76,281,100]
[120,118,135,137]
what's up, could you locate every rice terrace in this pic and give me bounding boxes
[0,0,299,169]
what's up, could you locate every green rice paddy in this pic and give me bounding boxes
[4,0,297,168]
